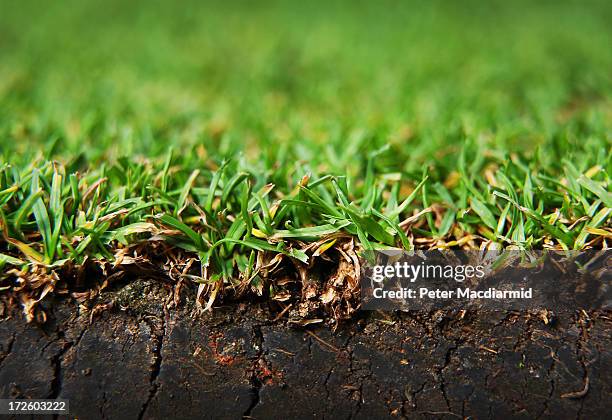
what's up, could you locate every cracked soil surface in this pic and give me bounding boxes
[0,278,610,419]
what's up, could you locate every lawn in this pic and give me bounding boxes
[0,0,610,313]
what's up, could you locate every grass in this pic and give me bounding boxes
[0,0,610,314]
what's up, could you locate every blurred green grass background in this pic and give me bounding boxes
[0,0,610,274]
[1,0,610,167]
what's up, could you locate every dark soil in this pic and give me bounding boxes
[0,278,610,419]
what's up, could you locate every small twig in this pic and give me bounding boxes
[305,330,340,353]
[272,348,296,356]
[272,303,292,322]
[561,376,589,399]
[419,410,463,418]
[479,345,498,354]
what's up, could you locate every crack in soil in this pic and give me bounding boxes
[343,332,363,419]
[138,308,167,420]
[323,365,334,401]
[437,339,461,416]
[574,312,591,419]
[99,391,108,420]
[50,323,87,398]
[243,325,264,419]
[536,344,557,419]
[48,320,87,420]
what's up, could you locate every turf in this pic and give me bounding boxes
[0,0,611,309]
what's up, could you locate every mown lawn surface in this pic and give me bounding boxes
[0,0,610,310]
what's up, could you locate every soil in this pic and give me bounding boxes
[0,278,609,419]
